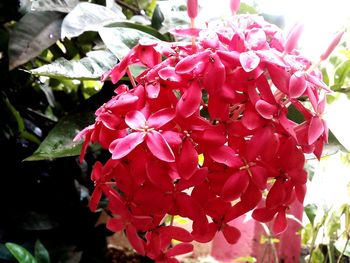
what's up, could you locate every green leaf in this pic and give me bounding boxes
[151,5,165,30]
[322,67,330,86]
[238,2,259,14]
[326,211,341,239]
[335,238,350,257]
[99,25,160,59]
[34,240,50,263]
[287,104,305,124]
[103,21,169,41]
[61,2,125,39]
[31,0,79,13]
[305,204,318,225]
[24,108,95,161]
[233,256,257,262]
[30,50,118,80]
[0,244,14,261]
[301,223,313,245]
[5,243,36,263]
[310,247,325,263]
[333,60,350,90]
[9,11,63,70]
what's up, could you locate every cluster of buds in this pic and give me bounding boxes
[75,1,342,262]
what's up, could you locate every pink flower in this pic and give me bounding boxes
[74,6,332,259]
[109,108,176,162]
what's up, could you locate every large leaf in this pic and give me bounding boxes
[335,238,350,257]
[333,60,350,90]
[30,50,118,80]
[5,243,36,263]
[61,2,125,39]
[0,244,13,261]
[9,11,63,70]
[31,0,79,13]
[24,108,95,161]
[103,21,168,41]
[35,240,50,263]
[99,25,160,59]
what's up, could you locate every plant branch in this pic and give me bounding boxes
[336,234,350,263]
[115,0,141,15]
[260,223,279,263]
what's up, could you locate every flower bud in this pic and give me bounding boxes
[284,22,304,54]
[230,0,240,15]
[320,31,344,61]
[187,0,198,19]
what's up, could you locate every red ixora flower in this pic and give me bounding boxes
[73,0,342,261]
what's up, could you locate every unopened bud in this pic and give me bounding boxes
[284,22,304,54]
[187,0,198,19]
[230,0,240,15]
[320,31,344,61]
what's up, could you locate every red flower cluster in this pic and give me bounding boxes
[74,13,333,262]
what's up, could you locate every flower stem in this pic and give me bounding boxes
[307,226,320,263]
[126,66,137,88]
[261,223,279,263]
[191,18,196,52]
[336,233,350,263]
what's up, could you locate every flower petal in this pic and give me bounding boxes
[166,243,193,257]
[177,140,198,180]
[176,81,202,118]
[175,50,210,75]
[126,224,145,255]
[146,159,173,191]
[221,171,250,201]
[146,83,160,99]
[252,207,278,222]
[107,217,124,232]
[255,99,278,119]
[240,51,260,72]
[273,209,288,235]
[222,225,241,244]
[308,116,324,145]
[146,131,175,162]
[295,184,307,203]
[89,188,102,211]
[110,132,145,159]
[125,111,146,130]
[266,179,286,209]
[159,226,193,242]
[203,53,225,94]
[192,222,217,243]
[289,71,307,98]
[250,166,268,190]
[217,50,241,68]
[91,161,103,181]
[208,145,243,168]
[267,64,289,93]
[284,22,304,54]
[288,168,307,184]
[148,108,175,129]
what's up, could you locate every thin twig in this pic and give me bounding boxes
[126,66,137,88]
[336,234,350,263]
[115,0,141,15]
[260,223,279,263]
